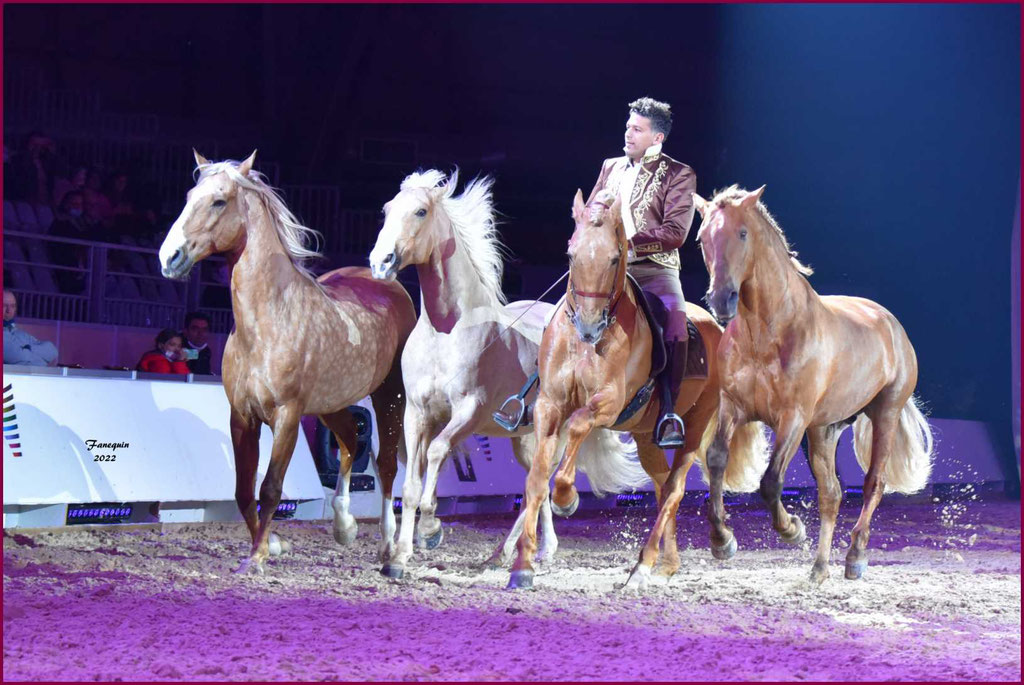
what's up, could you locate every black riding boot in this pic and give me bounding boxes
[654,335,689,449]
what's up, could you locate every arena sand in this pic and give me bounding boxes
[3,497,1019,681]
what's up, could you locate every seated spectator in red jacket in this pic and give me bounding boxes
[137,329,191,374]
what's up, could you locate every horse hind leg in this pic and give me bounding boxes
[370,361,406,563]
[805,422,845,584]
[416,402,481,550]
[319,409,359,546]
[846,401,900,580]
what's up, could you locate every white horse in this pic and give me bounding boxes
[369,169,647,578]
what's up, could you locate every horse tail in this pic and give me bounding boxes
[853,395,934,494]
[576,429,650,497]
[694,417,771,493]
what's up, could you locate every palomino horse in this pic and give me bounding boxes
[508,189,769,591]
[369,170,646,579]
[695,185,933,583]
[159,151,416,573]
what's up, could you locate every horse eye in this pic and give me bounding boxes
[212,199,227,208]
[414,208,428,218]
[739,229,747,240]
[610,257,620,265]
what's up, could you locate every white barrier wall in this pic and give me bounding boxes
[3,367,320,527]
[3,366,1008,528]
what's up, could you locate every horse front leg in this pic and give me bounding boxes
[230,410,261,548]
[237,404,301,575]
[508,397,563,590]
[550,400,606,516]
[416,400,481,550]
[380,403,433,579]
[707,397,741,559]
[760,411,809,545]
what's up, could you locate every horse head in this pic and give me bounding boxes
[694,184,764,323]
[369,170,455,281]
[159,150,258,279]
[566,188,627,344]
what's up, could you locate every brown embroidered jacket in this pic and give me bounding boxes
[586,151,697,270]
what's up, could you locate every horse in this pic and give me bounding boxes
[508,189,769,591]
[158,151,416,574]
[369,169,645,579]
[694,184,933,583]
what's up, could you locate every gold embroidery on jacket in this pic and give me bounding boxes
[633,161,669,232]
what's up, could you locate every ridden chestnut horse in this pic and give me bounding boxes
[369,170,645,579]
[695,185,933,583]
[159,151,416,573]
[508,189,769,591]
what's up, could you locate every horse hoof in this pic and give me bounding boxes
[711,535,738,560]
[268,533,291,557]
[333,523,358,546]
[624,565,651,592]
[422,527,444,550]
[780,515,806,545]
[234,559,264,576]
[550,494,579,518]
[380,563,405,580]
[844,558,867,580]
[507,570,535,590]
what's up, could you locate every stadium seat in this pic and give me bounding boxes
[3,201,21,231]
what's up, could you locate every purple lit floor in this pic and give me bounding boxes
[3,497,1020,681]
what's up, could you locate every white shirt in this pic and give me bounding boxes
[619,142,662,259]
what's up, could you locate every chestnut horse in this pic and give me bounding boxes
[508,190,769,591]
[159,151,415,573]
[695,185,933,583]
[369,170,645,579]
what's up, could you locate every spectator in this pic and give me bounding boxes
[49,190,98,294]
[53,165,88,208]
[7,131,59,206]
[181,312,213,375]
[83,167,113,228]
[136,328,190,374]
[3,289,58,366]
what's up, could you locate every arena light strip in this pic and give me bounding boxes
[256,500,299,520]
[66,503,133,525]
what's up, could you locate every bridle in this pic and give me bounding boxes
[565,200,627,342]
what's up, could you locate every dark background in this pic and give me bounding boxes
[4,4,1020,470]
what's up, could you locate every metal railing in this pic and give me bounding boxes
[3,230,231,330]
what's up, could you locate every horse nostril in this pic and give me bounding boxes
[383,252,395,265]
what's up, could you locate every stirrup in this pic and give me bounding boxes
[493,396,527,432]
[654,412,686,449]
[492,372,539,432]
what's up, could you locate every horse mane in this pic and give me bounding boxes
[401,168,508,305]
[710,185,813,276]
[196,159,324,282]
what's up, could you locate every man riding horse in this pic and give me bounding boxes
[586,96,696,448]
[496,96,697,449]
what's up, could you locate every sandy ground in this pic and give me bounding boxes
[3,496,1020,681]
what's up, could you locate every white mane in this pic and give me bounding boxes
[196,160,324,282]
[401,168,507,305]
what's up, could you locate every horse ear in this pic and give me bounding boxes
[692,192,708,217]
[741,185,766,210]
[572,189,586,221]
[193,149,209,168]
[608,193,623,226]
[238,150,258,177]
